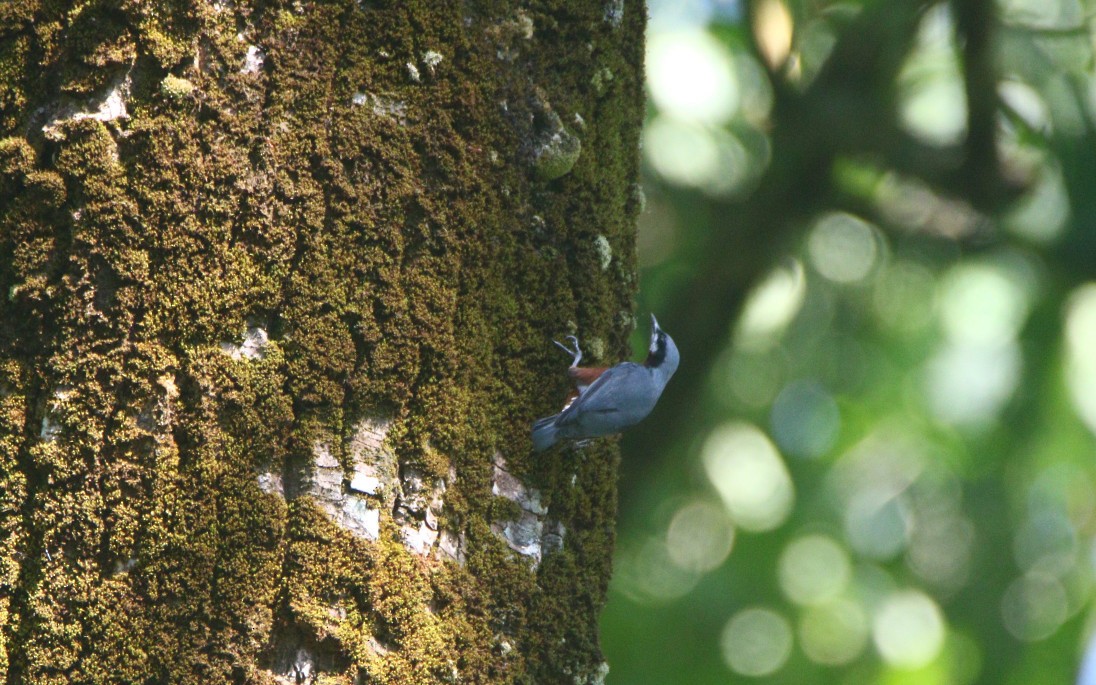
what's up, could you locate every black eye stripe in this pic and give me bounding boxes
[647,335,667,367]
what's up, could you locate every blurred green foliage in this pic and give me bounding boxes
[601,0,1096,683]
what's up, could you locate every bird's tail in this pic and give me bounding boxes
[531,414,560,452]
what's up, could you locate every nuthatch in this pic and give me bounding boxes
[531,315,679,451]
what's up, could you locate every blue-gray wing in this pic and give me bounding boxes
[554,363,642,427]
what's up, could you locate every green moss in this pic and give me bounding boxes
[0,136,34,179]
[0,360,27,679]
[55,9,132,97]
[0,35,30,133]
[0,0,647,682]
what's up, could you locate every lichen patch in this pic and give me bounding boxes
[241,45,265,74]
[221,324,270,360]
[258,469,285,497]
[595,234,613,270]
[351,91,408,124]
[38,386,74,442]
[421,50,443,76]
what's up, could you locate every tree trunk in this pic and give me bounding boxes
[0,1,645,682]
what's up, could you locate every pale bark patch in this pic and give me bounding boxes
[492,455,566,566]
[40,74,130,140]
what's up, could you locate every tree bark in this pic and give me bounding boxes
[0,1,645,682]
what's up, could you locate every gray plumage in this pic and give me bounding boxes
[532,316,679,451]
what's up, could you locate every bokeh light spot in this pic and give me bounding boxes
[998,0,1085,29]
[647,30,738,124]
[873,261,937,333]
[924,342,1021,425]
[939,263,1030,347]
[720,349,786,409]
[998,80,1050,132]
[666,500,736,573]
[1013,508,1077,575]
[770,379,840,459]
[798,598,869,665]
[926,256,1036,426]
[643,117,720,189]
[752,0,793,71]
[807,212,881,284]
[735,260,807,351]
[845,488,910,560]
[643,117,757,195]
[702,422,795,532]
[615,537,701,605]
[851,563,899,614]
[898,4,967,147]
[778,534,852,605]
[1000,572,1068,641]
[907,508,974,591]
[734,51,775,125]
[720,607,794,677]
[1065,284,1096,435]
[872,590,947,668]
[648,0,730,31]
[1003,161,1069,243]
[829,431,925,560]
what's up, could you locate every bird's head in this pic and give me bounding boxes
[645,314,679,379]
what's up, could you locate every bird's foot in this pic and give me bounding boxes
[552,335,583,367]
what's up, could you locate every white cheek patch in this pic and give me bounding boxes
[650,331,665,355]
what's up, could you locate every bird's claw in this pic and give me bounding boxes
[552,335,582,367]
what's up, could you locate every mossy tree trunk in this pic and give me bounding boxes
[0,1,645,682]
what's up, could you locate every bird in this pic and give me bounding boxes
[531,314,679,451]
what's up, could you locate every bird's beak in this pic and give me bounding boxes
[650,313,660,331]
